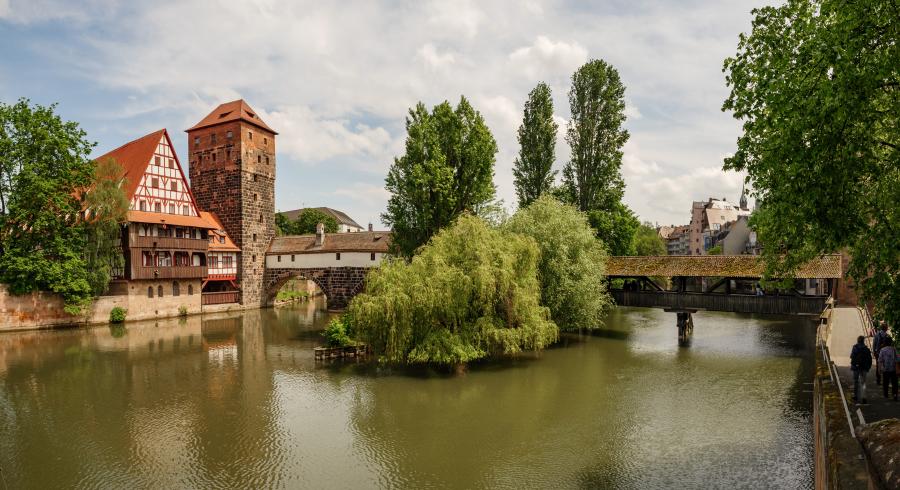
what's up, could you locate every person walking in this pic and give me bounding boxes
[877,336,898,401]
[850,335,872,403]
[873,322,890,385]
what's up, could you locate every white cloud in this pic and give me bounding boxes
[5,0,761,227]
[417,43,456,71]
[509,36,589,81]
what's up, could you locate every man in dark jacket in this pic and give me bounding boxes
[850,335,873,403]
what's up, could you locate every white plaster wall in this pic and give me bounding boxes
[266,252,383,268]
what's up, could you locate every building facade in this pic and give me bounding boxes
[187,100,277,307]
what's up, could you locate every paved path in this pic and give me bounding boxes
[827,307,900,423]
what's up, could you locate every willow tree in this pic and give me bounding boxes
[83,158,129,296]
[504,196,610,331]
[348,215,557,365]
[382,97,497,258]
[723,0,900,329]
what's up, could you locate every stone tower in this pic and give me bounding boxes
[187,100,276,307]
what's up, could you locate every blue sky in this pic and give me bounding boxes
[0,0,762,228]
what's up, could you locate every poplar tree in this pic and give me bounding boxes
[562,59,630,213]
[383,97,497,258]
[513,82,558,208]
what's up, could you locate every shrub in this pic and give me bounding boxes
[349,214,557,365]
[109,306,127,324]
[324,316,354,347]
[178,305,188,317]
[504,196,611,330]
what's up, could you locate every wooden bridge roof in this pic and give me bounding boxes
[268,231,391,255]
[606,254,842,279]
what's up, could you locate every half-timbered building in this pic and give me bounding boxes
[94,129,214,304]
[200,211,241,305]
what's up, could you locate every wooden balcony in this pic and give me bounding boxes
[202,291,240,305]
[130,235,209,251]
[132,265,207,280]
[207,272,237,281]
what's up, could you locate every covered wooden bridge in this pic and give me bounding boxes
[606,254,843,316]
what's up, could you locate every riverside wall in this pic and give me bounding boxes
[0,281,202,331]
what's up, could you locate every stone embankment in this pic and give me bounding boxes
[816,304,900,489]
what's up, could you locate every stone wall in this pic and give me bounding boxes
[0,280,202,331]
[187,120,276,309]
[264,267,368,310]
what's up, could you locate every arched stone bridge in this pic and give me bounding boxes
[264,266,370,311]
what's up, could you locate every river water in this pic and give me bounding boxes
[0,298,816,489]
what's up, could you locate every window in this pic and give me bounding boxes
[253,174,258,182]
[158,285,164,298]
[264,137,267,145]
[139,200,147,211]
[169,159,174,169]
[152,177,159,188]
[219,236,225,244]
[158,252,172,267]
[223,256,232,268]
[253,233,257,242]
[188,284,193,295]
[193,137,200,148]
[138,225,147,237]
[169,204,176,214]
[155,156,161,165]
[154,203,162,213]
[277,255,281,262]
[209,255,218,268]
[257,155,261,163]
[148,286,154,298]
[266,156,269,164]
[226,150,231,161]
[253,193,257,202]
[252,254,256,263]
[183,205,189,215]
[211,133,217,144]
[371,253,376,261]
[336,253,341,261]
[248,131,252,140]
[142,251,154,266]
[259,214,263,223]
[226,131,233,139]
[173,282,180,297]
[170,181,178,191]
[175,227,184,238]
[212,153,216,162]
[291,255,295,262]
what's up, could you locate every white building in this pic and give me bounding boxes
[266,225,390,269]
[279,207,365,233]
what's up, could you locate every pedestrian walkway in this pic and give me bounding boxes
[826,306,900,423]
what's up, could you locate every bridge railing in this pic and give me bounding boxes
[611,290,828,315]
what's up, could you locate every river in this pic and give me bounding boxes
[0,298,816,489]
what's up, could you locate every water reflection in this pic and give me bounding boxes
[0,299,814,489]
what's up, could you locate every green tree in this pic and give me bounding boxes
[513,82,558,208]
[0,99,95,312]
[383,97,498,258]
[633,223,667,256]
[504,196,610,330]
[276,209,339,235]
[587,202,640,256]
[722,0,900,329]
[562,59,630,213]
[83,158,128,296]
[349,215,557,365]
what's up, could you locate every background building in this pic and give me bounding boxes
[279,207,364,233]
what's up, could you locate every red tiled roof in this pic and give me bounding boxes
[200,211,241,252]
[93,129,166,201]
[127,210,216,229]
[186,99,277,134]
[606,254,843,279]
[267,231,391,255]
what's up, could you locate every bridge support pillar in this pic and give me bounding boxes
[665,308,696,346]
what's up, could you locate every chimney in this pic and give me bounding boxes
[316,222,325,247]
[368,222,373,232]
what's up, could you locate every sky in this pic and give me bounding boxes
[0,0,762,228]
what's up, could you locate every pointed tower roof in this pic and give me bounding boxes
[186,99,277,134]
[739,182,748,210]
[93,129,167,200]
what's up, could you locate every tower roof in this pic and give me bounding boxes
[186,99,277,134]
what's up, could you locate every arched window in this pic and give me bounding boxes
[148,286,153,298]
[188,284,193,295]
[157,285,163,298]
[173,282,180,297]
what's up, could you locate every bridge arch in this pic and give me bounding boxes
[263,266,370,311]
[264,269,329,306]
